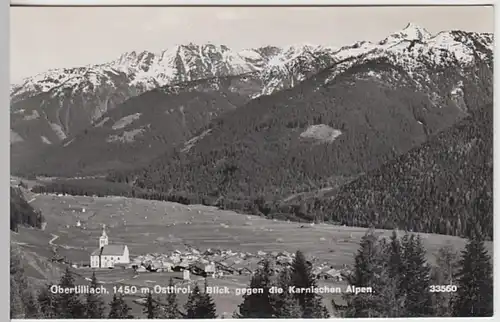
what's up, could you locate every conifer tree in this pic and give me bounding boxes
[85,272,105,318]
[196,279,217,318]
[388,231,403,281]
[290,250,329,318]
[276,293,303,318]
[55,267,85,318]
[108,293,134,319]
[184,281,217,319]
[372,257,402,317]
[161,278,182,318]
[343,229,382,317]
[431,244,460,316]
[10,246,40,318]
[346,234,403,317]
[143,291,160,318]
[452,233,493,317]
[24,291,41,318]
[37,284,58,318]
[273,267,303,318]
[384,231,405,316]
[400,234,434,317]
[237,258,275,318]
[184,283,202,319]
[10,276,25,319]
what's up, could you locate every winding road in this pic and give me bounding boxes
[49,234,59,245]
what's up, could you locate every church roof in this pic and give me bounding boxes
[91,245,127,256]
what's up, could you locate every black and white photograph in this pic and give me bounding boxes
[9,4,494,319]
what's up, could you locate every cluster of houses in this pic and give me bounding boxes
[88,225,350,281]
[127,247,348,282]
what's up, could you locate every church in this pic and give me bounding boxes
[90,225,130,268]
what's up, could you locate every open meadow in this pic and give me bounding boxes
[11,192,493,317]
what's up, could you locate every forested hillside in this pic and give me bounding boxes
[10,187,44,232]
[110,58,473,203]
[13,74,263,177]
[309,102,493,239]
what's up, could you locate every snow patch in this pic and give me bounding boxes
[49,123,67,140]
[41,136,52,144]
[10,130,24,143]
[23,110,40,121]
[106,128,145,143]
[300,124,342,143]
[63,138,75,147]
[12,109,25,114]
[450,80,464,96]
[94,117,110,127]
[238,49,263,61]
[181,129,212,152]
[112,113,142,130]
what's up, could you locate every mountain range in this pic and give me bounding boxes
[10,42,336,167]
[11,23,492,176]
[11,23,494,238]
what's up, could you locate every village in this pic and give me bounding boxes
[21,188,355,287]
[86,223,350,283]
[127,246,349,282]
[13,180,484,317]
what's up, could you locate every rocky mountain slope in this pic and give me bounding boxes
[14,74,264,176]
[111,55,491,213]
[11,43,337,164]
[12,24,493,179]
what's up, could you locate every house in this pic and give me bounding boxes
[204,262,216,274]
[324,268,342,281]
[189,260,216,277]
[316,268,343,281]
[90,225,130,268]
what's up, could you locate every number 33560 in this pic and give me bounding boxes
[429,285,457,292]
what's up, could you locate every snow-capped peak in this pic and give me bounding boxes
[400,22,432,40]
[11,23,492,109]
[112,50,156,69]
[381,22,432,45]
[392,22,432,41]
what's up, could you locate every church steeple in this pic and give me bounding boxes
[99,224,108,248]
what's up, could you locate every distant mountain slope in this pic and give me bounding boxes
[10,187,45,232]
[10,43,337,164]
[11,69,138,164]
[115,57,489,208]
[13,74,263,176]
[311,101,493,239]
[12,24,493,178]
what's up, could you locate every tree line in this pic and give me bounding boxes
[11,228,492,319]
[10,187,44,232]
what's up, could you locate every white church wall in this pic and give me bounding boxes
[91,225,130,268]
[90,255,100,268]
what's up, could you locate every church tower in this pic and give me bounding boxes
[99,224,109,248]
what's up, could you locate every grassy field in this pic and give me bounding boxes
[11,192,494,318]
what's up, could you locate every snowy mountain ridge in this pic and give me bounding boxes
[10,23,493,162]
[11,23,492,105]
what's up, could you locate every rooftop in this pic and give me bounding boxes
[91,244,127,256]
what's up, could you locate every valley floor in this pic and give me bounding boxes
[11,192,493,318]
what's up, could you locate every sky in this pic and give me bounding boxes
[10,6,494,83]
